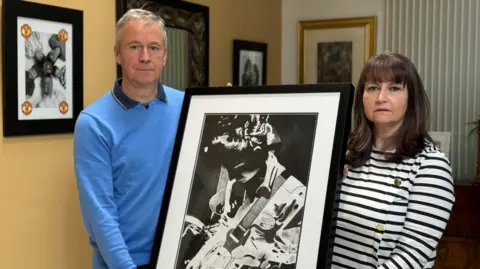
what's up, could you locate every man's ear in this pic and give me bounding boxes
[162,48,168,67]
[114,45,121,65]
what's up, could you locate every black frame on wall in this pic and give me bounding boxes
[2,0,84,137]
[233,39,268,86]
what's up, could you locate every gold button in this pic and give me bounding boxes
[376,224,385,231]
[394,178,402,186]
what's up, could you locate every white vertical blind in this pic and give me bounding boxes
[385,0,480,180]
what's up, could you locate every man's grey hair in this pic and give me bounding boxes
[115,8,168,49]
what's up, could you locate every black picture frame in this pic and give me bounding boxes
[2,0,84,137]
[116,0,209,88]
[233,39,268,86]
[149,83,354,268]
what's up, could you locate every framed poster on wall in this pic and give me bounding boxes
[2,0,83,137]
[147,83,354,268]
[297,16,376,85]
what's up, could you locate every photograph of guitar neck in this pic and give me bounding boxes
[175,113,318,269]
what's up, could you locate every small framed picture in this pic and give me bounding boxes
[233,39,267,86]
[430,131,451,158]
[148,83,355,268]
[2,0,84,137]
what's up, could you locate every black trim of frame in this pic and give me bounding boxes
[149,83,354,268]
[2,0,84,137]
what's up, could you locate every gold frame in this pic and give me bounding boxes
[297,16,376,84]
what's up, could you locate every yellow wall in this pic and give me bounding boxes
[0,0,281,268]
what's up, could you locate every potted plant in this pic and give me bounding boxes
[468,116,480,180]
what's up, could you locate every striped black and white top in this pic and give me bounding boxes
[329,142,455,269]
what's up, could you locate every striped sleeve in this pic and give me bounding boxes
[378,152,455,269]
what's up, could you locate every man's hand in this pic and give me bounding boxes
[226,82,232,86]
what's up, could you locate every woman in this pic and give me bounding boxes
[329,52,455,268]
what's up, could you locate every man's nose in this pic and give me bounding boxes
[139,48,150,62]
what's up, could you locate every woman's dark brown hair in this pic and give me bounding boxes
[345,52,433,168]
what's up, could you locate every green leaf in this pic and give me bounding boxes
[467,120,479,137]
[468,127,478,137]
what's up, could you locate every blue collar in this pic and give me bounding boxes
[111,78,167,109]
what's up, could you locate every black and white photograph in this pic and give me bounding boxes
[2,0,83,137]
[317,41,352,83]
[149,84,354,269]
[233,40,267,86]
[177,113,317,269]
[22,24,70,117]
[239,51,263,86]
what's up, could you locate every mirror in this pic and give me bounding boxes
[162,27,190,90]
[116,0,209,90]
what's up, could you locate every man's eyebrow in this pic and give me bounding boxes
[148,41,162,46]
[125,41,140,45]
[125,41,162,46]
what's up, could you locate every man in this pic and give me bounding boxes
[73,8,184,269]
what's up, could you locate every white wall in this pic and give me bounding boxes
[281,0,385,84]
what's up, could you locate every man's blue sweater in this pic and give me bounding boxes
[73,79,184,269]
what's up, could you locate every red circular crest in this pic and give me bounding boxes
[59,101,69,114]
[58,29,68,42]
[21,24,32,39]
[21,101,32,116]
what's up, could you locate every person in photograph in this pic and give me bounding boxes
[251,63,260,85]
[36,76,66,108]
[241,58,253,85]
[24,32,67,107]
[73,8,184,269]
[177,113,316,269]
[241,58,260,86]
[329,52,455,269]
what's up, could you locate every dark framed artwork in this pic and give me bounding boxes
[116,0,209,89]
[233,39,267,86]
[148,83,354,268]
[317,41,353,83]
[1,0,84,137]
